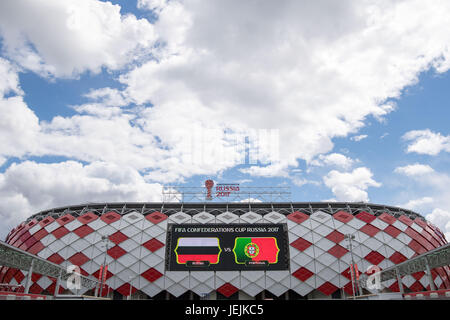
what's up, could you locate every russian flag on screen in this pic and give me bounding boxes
[174,237,222,264]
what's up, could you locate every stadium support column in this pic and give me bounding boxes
[54,269,62,297]
[345,234,357,298]
[99,235,110,297]
[425,257,436,291]
[24,259,35,294]
[395,268,404,294]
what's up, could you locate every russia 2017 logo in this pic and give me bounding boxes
[244,242,259,258]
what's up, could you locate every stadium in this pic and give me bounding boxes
[1,200,449,300]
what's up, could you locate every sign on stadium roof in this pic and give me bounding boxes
[162,180,291,202]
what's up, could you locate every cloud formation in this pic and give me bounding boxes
[0,160,162,237]
[323,167,381,202]
[403,129,450,155]
[3,1,450,236]
[0,0,157,77]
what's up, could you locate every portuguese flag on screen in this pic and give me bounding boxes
[233,237,279,264]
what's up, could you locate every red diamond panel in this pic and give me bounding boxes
[141,268,163,282]
[24,236,38,249]
[52,226,70,239]
[28,241,44,255]
[287,211,309,224]
[18,231,32,244]
[69,252,90,266]
[378,213,396,225]
[414,218,428,229]
[398,215,413,226]
[2,269,14,283]
[365,251,385,265]
[13,271,25,284]
[317,282,338,296]
[343,281,355,295]
[384,225,401,238]
[143,238,165,252]
[355,211,376,223]
[292,267,314,281]
[26,219,38,228]
[328,244,348,259]
[360,224,380,237]
[404,227,421,240]
[39,217,55,228]
[421,229,434,243]
[408,240,427,255]
[145,211,168,224]
[47,253,65,265]
[411,271,425,281]
[56,214,76,226]
[107,245,127,259]
[109,231,128,245]
[116,283,137,296]
[326,230,345,243]
[92,268,113,281]
[416,237,434,251]
[46,282,65,295]
[33,228,49,240]
[389,281,400,292]
[73,225,94,238]
[389,252,407,264]
[31,273,42,282]
[333,211,353,223]
[100,211,121,224]
[428,237,440,249]
[77,212,98,224]
[290,237,312,252]
[409,281,424,292]
[29,283,43,294]
[217,283,239,298]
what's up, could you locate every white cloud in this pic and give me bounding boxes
[0,57,22,96]
[426,208,450,240]
[4,0,450,233]
[403,129,450,155]
[0,160,162,238]
[400,196,434,211]
[394,165,450,240]
[350,135,368,142]
[394,163,435,176]
[0,0,157,77]
[120,0,450,177]
[323,167,381,202]
[310,153,355,170]
[2,1,450,180]
[239,163,289,178]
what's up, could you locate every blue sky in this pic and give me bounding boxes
[1,0,450,240]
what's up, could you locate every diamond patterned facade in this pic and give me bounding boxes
[1,202,449,299]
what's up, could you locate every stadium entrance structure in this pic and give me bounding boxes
[1,201,449,300]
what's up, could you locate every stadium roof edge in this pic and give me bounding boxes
[24,201,425,223]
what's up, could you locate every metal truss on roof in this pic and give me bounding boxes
[359,242,450,291]
[0,241,98,290]
[162,186,292,202]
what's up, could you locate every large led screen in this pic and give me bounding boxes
[165,224,290,271]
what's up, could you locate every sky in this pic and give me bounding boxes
[1,0,450,240]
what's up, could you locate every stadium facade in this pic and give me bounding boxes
[1,202,449,300]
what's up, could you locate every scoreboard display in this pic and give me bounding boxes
[165,224,290,271]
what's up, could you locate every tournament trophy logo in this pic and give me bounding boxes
[205,179,214,200]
